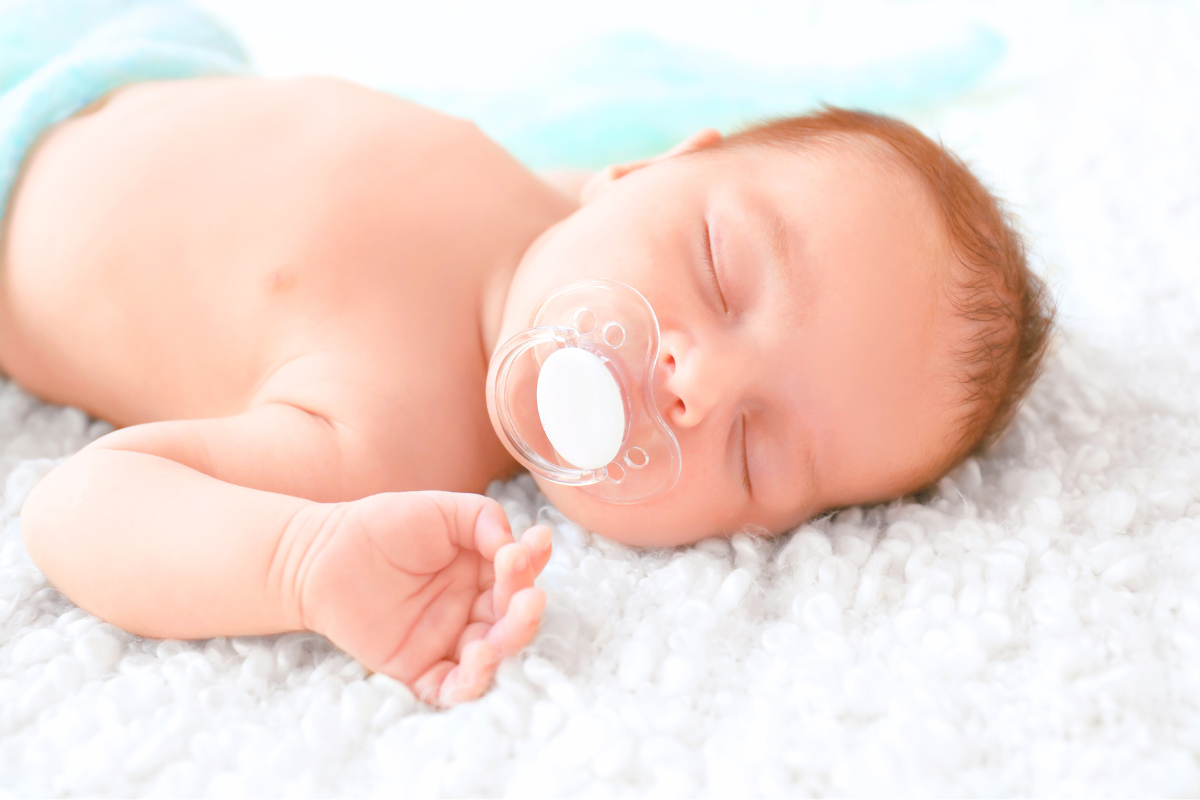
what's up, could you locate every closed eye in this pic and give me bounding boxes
[703,218,729,313]
[740,413,752,497]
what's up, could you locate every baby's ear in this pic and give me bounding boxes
[580,128,723,204]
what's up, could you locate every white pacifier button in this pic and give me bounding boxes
[536,348,626,470]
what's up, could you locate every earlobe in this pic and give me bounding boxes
[665,127,723,157]
[580,162,640,204]
[580,128,724,204]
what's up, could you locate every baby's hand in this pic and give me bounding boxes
[294,491,550,705]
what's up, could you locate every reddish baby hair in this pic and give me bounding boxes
[721,107,1055,479]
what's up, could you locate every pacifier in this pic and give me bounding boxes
[490,280,682,504]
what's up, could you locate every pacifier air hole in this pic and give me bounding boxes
[603,322,626,348]
[573,308,598,334]
[625,446,649,469]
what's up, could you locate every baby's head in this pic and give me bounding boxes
[489,108,1054,546]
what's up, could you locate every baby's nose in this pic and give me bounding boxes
[655,332,737,429]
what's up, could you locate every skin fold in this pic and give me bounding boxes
[0,76,964,702]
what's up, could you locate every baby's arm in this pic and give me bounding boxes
[20,404,549,704]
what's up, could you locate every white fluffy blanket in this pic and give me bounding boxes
[4,2,1200,796]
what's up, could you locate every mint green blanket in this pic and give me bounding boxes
[0,0,1003,220]
[391,28,1004,169]
[0,0,246,222]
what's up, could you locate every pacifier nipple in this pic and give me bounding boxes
[536,348,626,470]
[489,279,682,504]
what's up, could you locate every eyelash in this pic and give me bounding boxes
[702,219,729,313]
[740,413,752,496]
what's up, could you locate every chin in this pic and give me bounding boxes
[533,476,719,548]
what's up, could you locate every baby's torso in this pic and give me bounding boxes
[0,76,569,493]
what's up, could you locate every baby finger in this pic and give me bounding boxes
[521,524,553,575]
[468,587,498,624]
[490,541,533,618]
[485,586,545,657]
[453,621,490,660]
[410,660,456,706]
[438,639,498,706]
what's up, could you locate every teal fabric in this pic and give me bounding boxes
[0,1,1004,216]
[0,0,248,222]
[393,28,1006,170]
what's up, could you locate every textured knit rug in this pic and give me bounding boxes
[3,2,1200,797]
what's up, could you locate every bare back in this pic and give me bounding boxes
[0,76,572,495]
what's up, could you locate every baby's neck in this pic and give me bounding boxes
[479,252,519,367]
[476,197,577,366]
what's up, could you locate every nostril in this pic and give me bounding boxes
[662,390,688,425]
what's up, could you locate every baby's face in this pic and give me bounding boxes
[490,138,964,546]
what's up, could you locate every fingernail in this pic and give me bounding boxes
[512,548,529,572]
[481,503,512,537]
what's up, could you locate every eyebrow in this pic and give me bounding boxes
[766,209,792,281]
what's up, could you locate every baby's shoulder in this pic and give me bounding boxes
[266,75,481,151]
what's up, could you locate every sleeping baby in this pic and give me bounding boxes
[1,14,1053,705]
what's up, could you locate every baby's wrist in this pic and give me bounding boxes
[270,500,346,634]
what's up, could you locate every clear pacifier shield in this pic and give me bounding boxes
[491,280,682,504]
